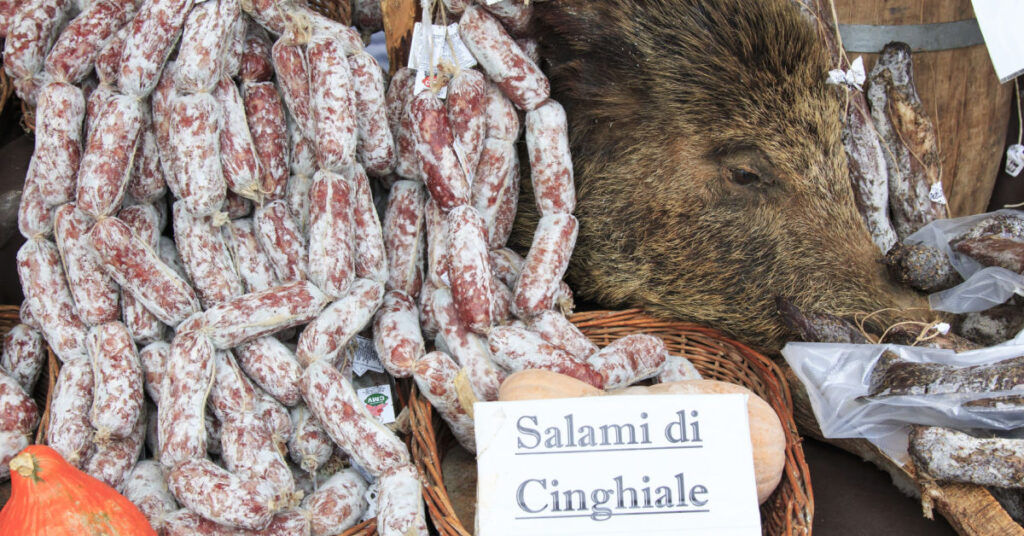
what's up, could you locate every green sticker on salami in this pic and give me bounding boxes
[357,384,396,424]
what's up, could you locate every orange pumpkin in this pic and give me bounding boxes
[0,445,156,535]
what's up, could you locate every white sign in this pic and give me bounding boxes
[474,394,761,536]
[971,1,1024,82]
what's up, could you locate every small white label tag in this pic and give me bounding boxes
[352,335,385,376]
[1006,144,1024,177]
[357,384,396,424]
[929,182,948,205]
[414,69,448,99]
[408,22,477,98]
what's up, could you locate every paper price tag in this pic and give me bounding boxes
[475,395,761,536]
[408,22,477,98]
[929,182,948,205]
[1006,144,1024,177]
[352,335,385,376]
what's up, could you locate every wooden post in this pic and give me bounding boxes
[381,0,417,77]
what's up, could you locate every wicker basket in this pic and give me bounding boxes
[409,309,814,536]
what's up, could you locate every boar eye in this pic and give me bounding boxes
[729,168,761,186]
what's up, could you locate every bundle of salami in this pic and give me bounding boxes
[2,0,679,533]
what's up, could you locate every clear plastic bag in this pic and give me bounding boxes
[905,209,1024,313]
[781,341,1024,464]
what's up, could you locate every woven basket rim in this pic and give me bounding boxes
[409,309,815,535]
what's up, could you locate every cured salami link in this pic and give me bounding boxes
[408,91,470,211]
[349,164,389,284]
[387,67,420,181]
[215,77,263,202]
[167,457,278,530]
[33,81,84,206]
[425,198,449,287]
[223,217,278,293]
[300,359,411,477]
[515,37,540,64]
[239,18,273,83]
[304,8,365,55]
[219,409,296,508]
[47,358,93,467]
[118,204,168,345]
[528,310,598,360]
[0,372,39,436]
[170,91,227,217]
[481,0,532,37]
[175,0,237,94]
[431,286,504,401]
[139,340,170,403]
[152,61,183,199]
[412,351,475,451]
[512,213,577,319]
[487,325,603,387]
[82,405,146,491]
[589,334,669,390]
[289,121,317,177]
[1,325,46,393]
[201,280,330,350]
[376,464,428,536]
[489,245,526,295]
[88,321,144,440]
[128,110,169,204]
[446,69,487,178]
[157,235,191,285]
[209,349,257,421]
[242,0,299,36]
[490,274,513,324]
[446,205,494,333]
[308,169,356,298]
[302,468,368,535]
[308,33,358,172]
[158,330,215,469]
[19,302,39,331]
[659,354,702,383]
[373,290,425,379]
[118,0,195,97]
[172,201,245,308]
[243,80,290,201]
[90,217,201,327]
[3,0,74,80]
[54,204,121,327]
[77,93,145,219]
[296,278,384,367]
[286,172,313,236]
[121,460,179,533]
[526,99,575,216]
[383,180,426,297]
[472,139,519,248]
[44,0,136,84]
[256,389,293,449]
[459,5,549,111]
[235,336,303,406]
[221,7,245,78]
[255,199,308,284]
[418,278,440,341]
[349,51,395,176]
[17,238,89,361]
[288,404,333,474]
[272,36,314,140]
[94,24,128,87]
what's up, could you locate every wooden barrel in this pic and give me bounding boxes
[834,0,1014,218]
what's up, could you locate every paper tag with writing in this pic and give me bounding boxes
[352,335,385,376]
[475,394,761,536]
[408,22,477,97]
[357,384,396,424]
[929,182,948,205]
[1006,144,1024,177]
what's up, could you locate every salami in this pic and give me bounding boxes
[243,81,290,201]
[383,180,426,297]
[512,213,577,318]
[431,286,503,401]
[412,351,475,451]
[302,469,367,535]
[447,69,487,177]
[219,409,296,507]
[175,0,236,94]
[472,139,519,248]
[255,199,308,283]
[32,81,84,206]
[447,205,494,333]
[201,280,330,350]
[483,81,519,143]
[376,464,428,536]
[139,341,170,403]
[243,0,300,36]
[77,93,145,219]
[0,372,38,435]
[94,24,128,87]
[158,330,215,469]
[490,275,513,324]
[158,235,192,284]
[171,91,227,217]
[53,204,121,327]
[308,169,356,298]
[286,172,313,236]
[214,77,263,202]
[44,0,136,84]
[459,5,549,111]
[17,238,89,361]
[425,198,449,287]
[349,164,389,284]
[1,325,45,393]
[387,68,419,181]
[223,217,278,293]
[128,111,169,204]
[659,355,702,382]
[488,246,526,296]
[272,36,314,140]
[209,349,258,420]
[256,389,293,448]
[221,8,245,78]
[91,217,201,327]
[83,406,146,491]
[240,19,274,83]
[296,278,384,367]
[488,325,603,387]
[349,51,395,176]
[589,334,669,390]
[235,336,303,406]
[19,302,39,331]
[88,322,144,440]
[408,91,470,210]
[167,457,278,530]
[526,100,575,216]
[121,460,179,533]
[373,290,424,379]
[118,204,168,344]
[527,310,597,359]
[300,359,410,477]
[3,0,74,80]
[288,404,333,474]
[47,358,93,467]
[515,37,540,64]
[308,33,358,171]
[118,0,195,97]
[152,61,183,198]
[172,201,245,308]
